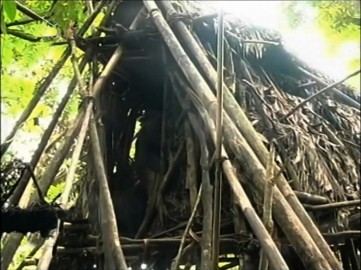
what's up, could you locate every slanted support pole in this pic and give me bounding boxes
[89,117,128,270]
[212,5,225,270]
[258,143,276,270]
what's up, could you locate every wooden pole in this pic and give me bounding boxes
[198,120,214,270]
[171,184,203,270]
[258,143,276,270]
[157,2,341,268]
[212,6,224,269]
[89,118,128,270]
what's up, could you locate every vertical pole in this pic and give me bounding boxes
[212,5,225,270]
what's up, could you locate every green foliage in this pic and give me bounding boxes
[1,2,92,267]
[46,181,65,202]
[2,0,17,22]
[23,0,53,14]
[0,0,88,124]
[312,1,360,89]
[281,1,360,89]
[311,1,360,32]
[0,0,16,33]
[51,0,87,32]
[10,237,29,269]
[282,1,360,36]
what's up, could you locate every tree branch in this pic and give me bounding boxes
[15,1,57,28]
[6,29,42,42]
[6,17,49,27]
[298,67,361,110]
[281,69,361,121]
[304,199,360,211]
[171,183,203,270]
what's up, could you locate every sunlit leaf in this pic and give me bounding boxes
[2,0,17,22]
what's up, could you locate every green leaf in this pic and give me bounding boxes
[3,0,17,22]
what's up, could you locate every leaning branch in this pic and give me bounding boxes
[4,29,58,43]
[281,69,361,121]
[171,183,203,270]
[258,143,276,270]
[15,1,57,28]
[6,17,49,27]
[304,199,360,211]
[298,67,361,110]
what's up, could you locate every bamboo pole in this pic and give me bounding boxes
[198,121,213,270]
[258,144,276,270]
[294,191,329,205]
[212,6,224,269]
[145,1,331,268]
[157,2,341,268]
[184,122,198,212]
[82,11,136,267]
[172,77,289,270]
[305,199,361,211]
[89,118,128,270]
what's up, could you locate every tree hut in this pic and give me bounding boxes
[1,1,360,270]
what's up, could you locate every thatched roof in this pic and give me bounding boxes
[186,2,361,200]
[87,0,360,200]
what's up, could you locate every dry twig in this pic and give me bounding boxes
[281,70,361,121]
